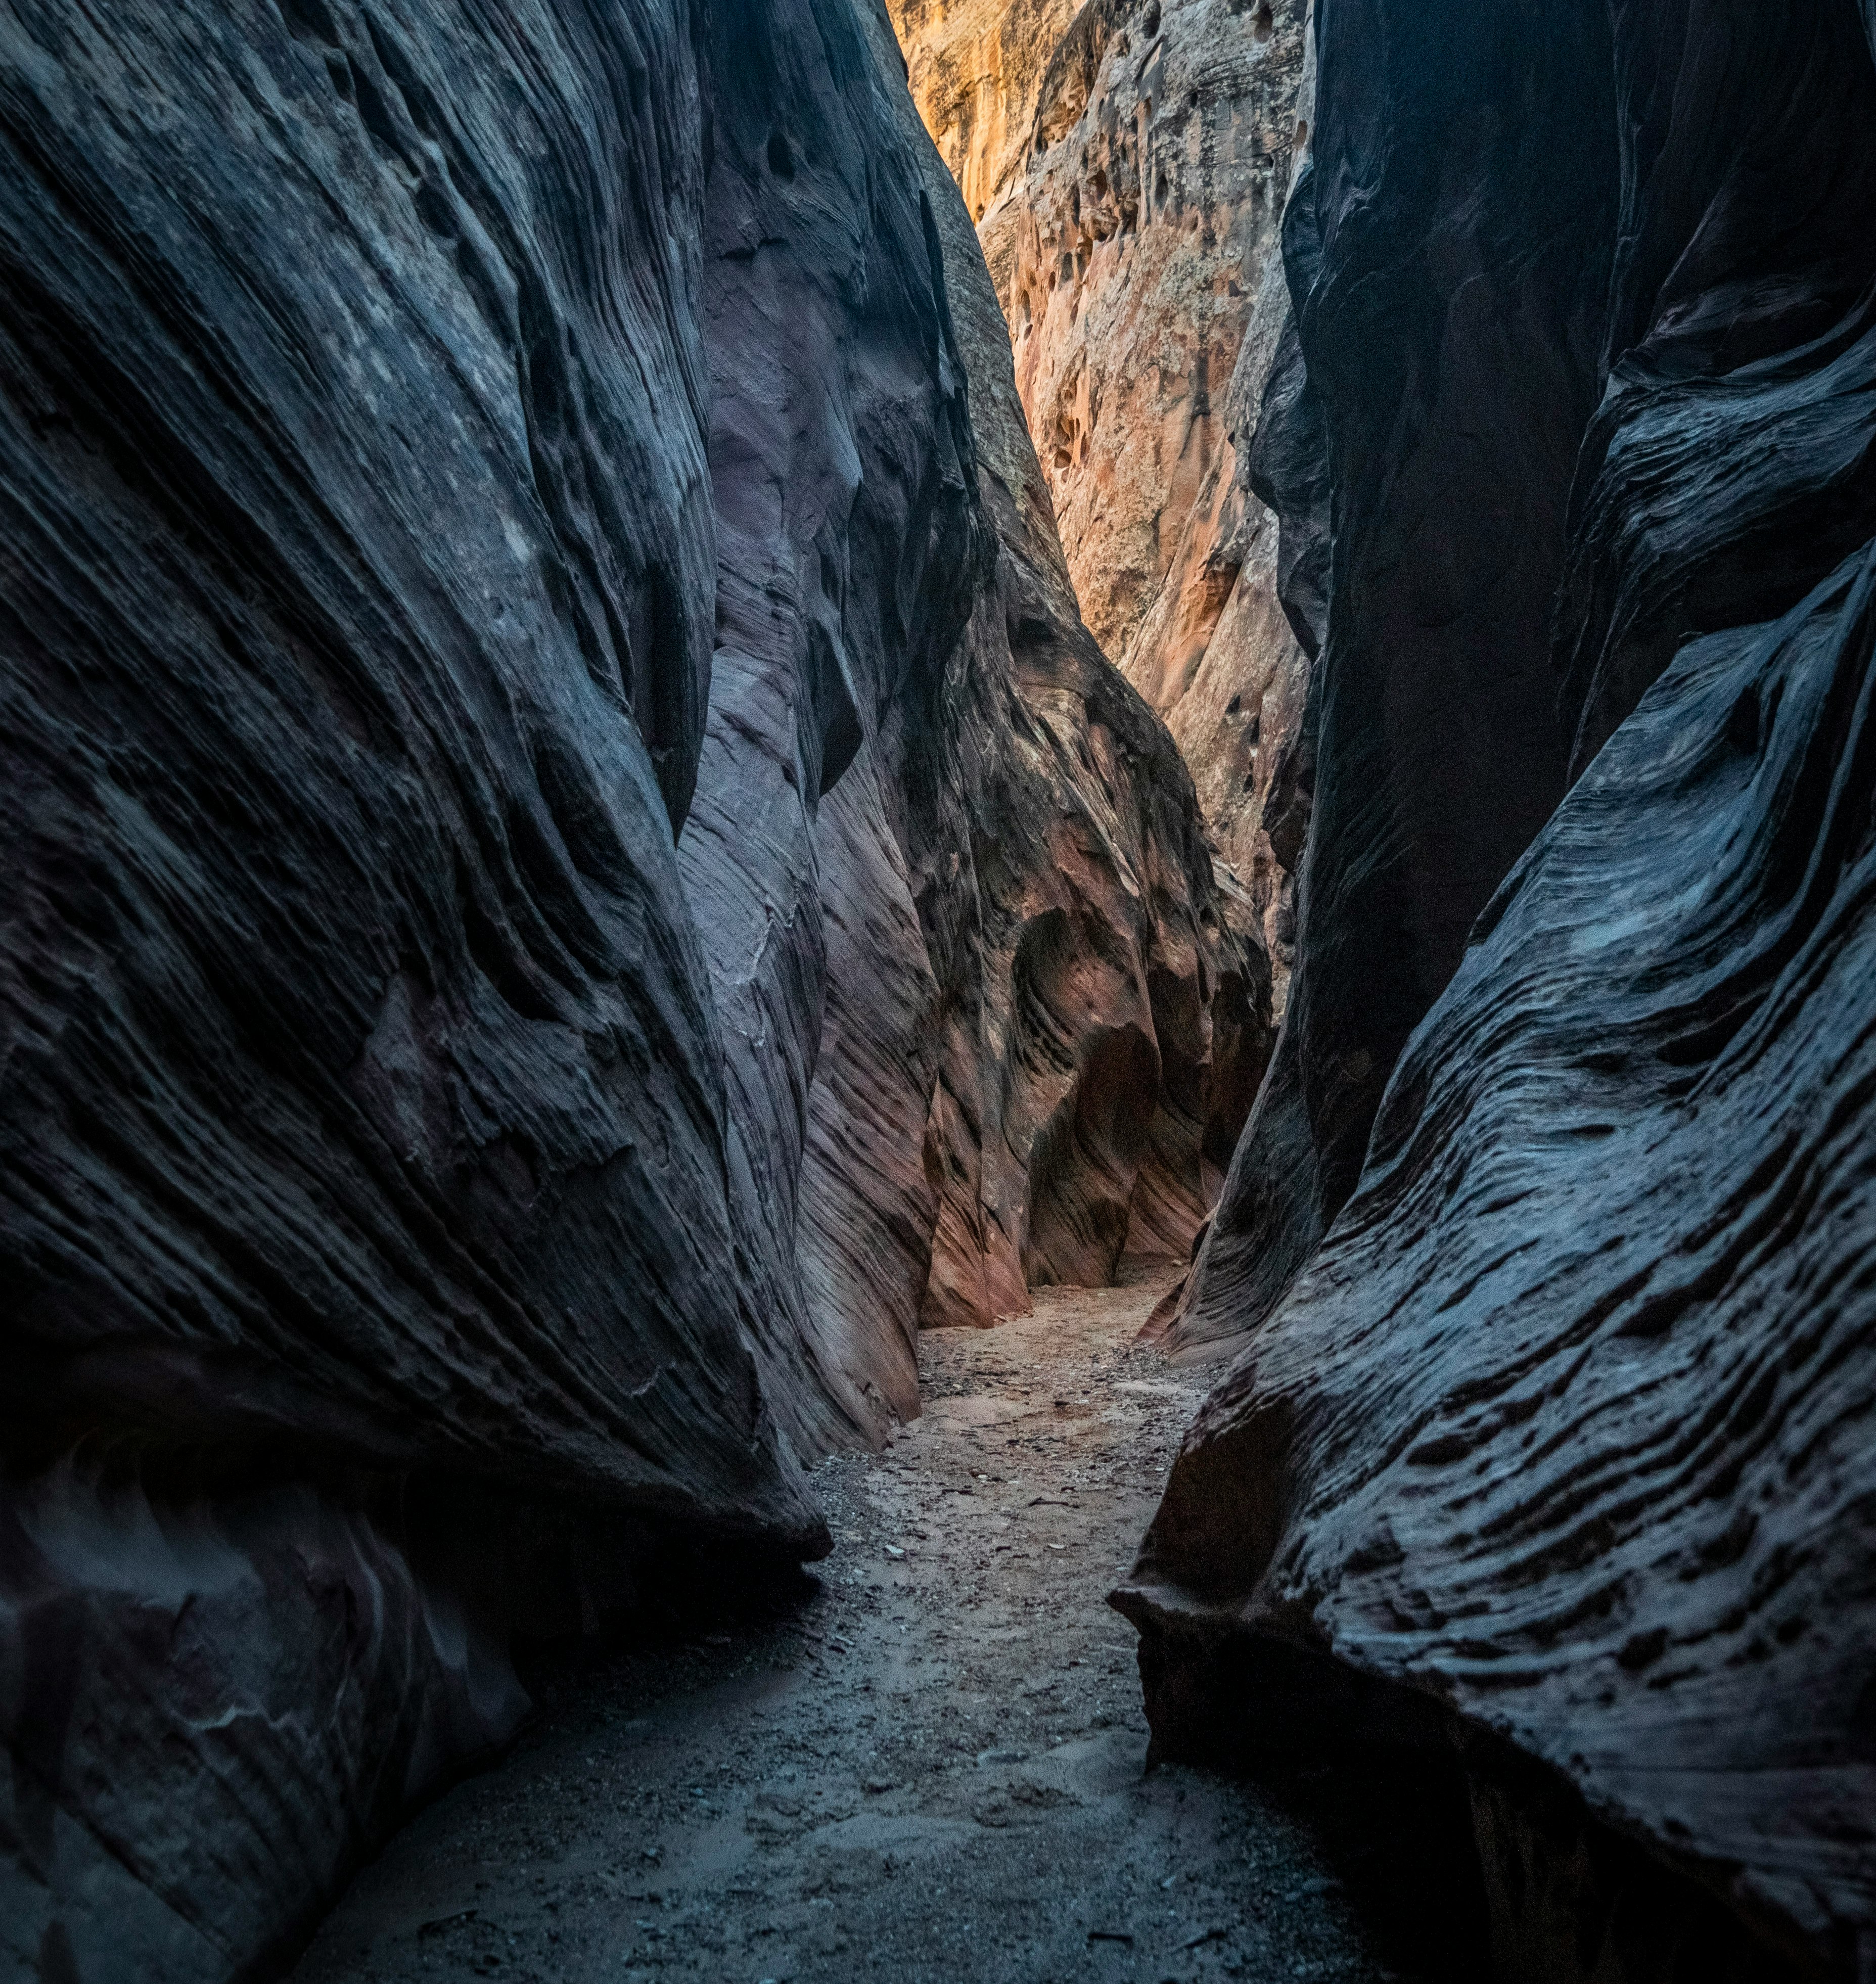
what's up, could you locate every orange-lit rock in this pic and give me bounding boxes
[890,0,1317,990]
[888,0,1080,244]
[861,1,1271,1319]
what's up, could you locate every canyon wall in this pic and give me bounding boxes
[864,0,1268,1326]
[1165,0,1621,1352]
[890,0,1317,988]
[1121,2,1876,1978]
[0,0,1255,1974]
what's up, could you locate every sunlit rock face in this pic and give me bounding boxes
[1004,0,1303,667]
[1121,1,1876,1976]
[1008,0,1312,971]
[860,0,1270,1322]
[889,0,1081,243]
[0,0,1254,1972]
[889,0,1316,990]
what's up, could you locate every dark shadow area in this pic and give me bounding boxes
[511,1559,830,1696]
[1130,1619,1818,1984]
[1465,1737,1820,1984]
[261,1542,833,1981]
[1234,1755,1494,1984]
[1134,1626,1493,1982]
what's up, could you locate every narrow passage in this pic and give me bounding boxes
[294,1277,1481,1984]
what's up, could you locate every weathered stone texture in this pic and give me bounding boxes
[887,0,1081,238]
[1169,0,1624,1354]
[1122,2,1876,1977]
[1125,549,1876,1977]
[890,0,1317,990]
[0,0,1256,1973]
[861,0,1269,1317]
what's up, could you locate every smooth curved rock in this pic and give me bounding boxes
[0,0,1259,1968]
[1555,1,1876,778]
[1177,0,1876,1362]
[1169,0,1627,1354]
[1122,545,1876,1978]
[1123,2,1876,1976]
[0,0,803,1531]
[794,749,947,1429]
[0,0,849,1966]
[677,0,987,1451]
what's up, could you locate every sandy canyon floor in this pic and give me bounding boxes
[292,1277,1488,1984]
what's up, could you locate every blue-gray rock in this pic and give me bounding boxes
[0,0,1259,1972]
[1122,1,1876,1975]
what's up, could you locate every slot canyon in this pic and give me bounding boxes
[0,2,1870,1981]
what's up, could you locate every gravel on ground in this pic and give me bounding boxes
[291,1275,1488,1984]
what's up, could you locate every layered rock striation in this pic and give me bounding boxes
[1176,0,1876,1355]
[1167,0,1623,1352]
[0,0,1256,1974]
[864,0,1269,1323]
[890,0,1318,987]
[1122,2,1876,1977]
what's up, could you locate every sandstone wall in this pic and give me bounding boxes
[1121,2,1876,1977]
[860,0,1269,1321]
[888,0,1081,235]
[889,0,1318,990]
[1167,0,1622,1352]
[0,0,1257,1972]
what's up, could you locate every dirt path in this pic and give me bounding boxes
[292,1278,1484,1984]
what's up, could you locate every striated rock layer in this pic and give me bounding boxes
[889,0,1317,988]
[863,0,1269,1320]
[1122,1,1876,1978]
[0,0,1256,1974]
[1169,0,1625,1354]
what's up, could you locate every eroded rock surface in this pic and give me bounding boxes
[1123,3,1876,1977]
[863,0,1269,1321]
[888,0,1081,238]
[1172,0,1627,1353]
[1125,550,1876,1980]
[0,0,1254,1974]
[889,0,1318,986]
[1000,0,1304,666]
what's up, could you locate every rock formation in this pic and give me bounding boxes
[1167,0,1625,1352]
[862,0,1268,1323]
[1120,2,1876,1978]
[889,0,1318,988]
[0,0,1257,1974]
[889,0,1080,240]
